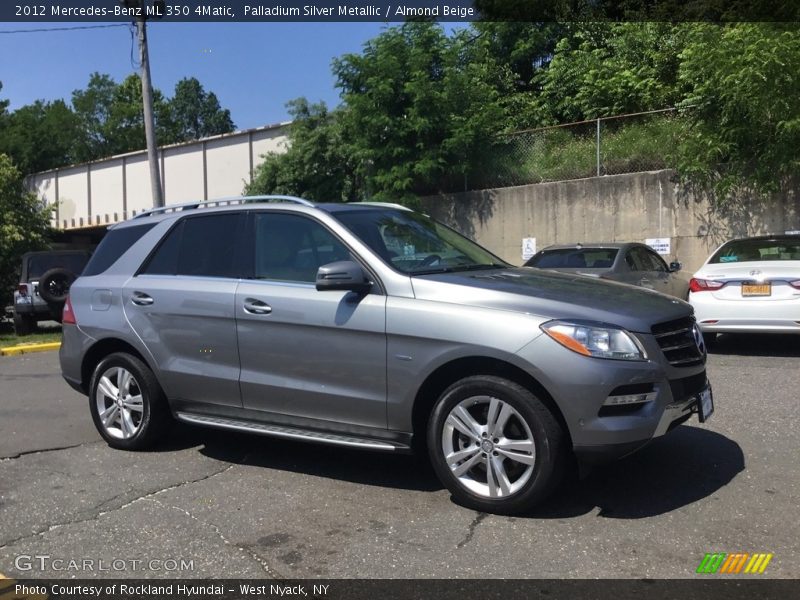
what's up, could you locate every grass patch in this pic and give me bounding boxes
[0,322,63,347]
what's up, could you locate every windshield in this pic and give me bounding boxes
[332,209,507,274]
[710,238,800,263]
[527,248,619,269]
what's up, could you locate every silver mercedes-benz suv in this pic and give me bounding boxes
[60,196,713,514]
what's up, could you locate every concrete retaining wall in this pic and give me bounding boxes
[421,170,800,273]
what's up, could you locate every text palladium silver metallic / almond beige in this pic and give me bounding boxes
[60,196,714,514]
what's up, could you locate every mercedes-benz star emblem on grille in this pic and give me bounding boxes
[692,323,707,357]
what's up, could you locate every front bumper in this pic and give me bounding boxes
[516,332,708,463]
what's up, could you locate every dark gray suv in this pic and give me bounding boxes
[60,196,713,514]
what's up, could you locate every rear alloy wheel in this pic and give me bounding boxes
[89,353,170,450]
[427,376,566,514]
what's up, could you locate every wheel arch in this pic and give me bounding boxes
[80,337,154,394]
[410,356,571,453]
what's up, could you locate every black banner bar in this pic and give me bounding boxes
[1,1,799,23]
[2,579,799,600]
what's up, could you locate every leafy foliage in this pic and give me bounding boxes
[0,73,235,173]
[167,77,235,142]
[0,99,82,174]
[0,154,51,304]
[677,23,800,195]
[246,99,357,202]
[536,23,687,123]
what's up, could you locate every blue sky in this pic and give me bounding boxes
[0,22,400,129]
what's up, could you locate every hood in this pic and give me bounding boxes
[410,267,691,333]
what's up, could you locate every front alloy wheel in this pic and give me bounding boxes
[428,375,566,514]
[442,396,536,498]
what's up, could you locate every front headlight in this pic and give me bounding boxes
[541,320,647,361]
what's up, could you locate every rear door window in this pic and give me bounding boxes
[140,214,243,278]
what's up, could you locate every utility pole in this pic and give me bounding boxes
[136,15,163,207]
[122,0,164,207]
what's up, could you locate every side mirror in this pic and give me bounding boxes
[669,261,682,272]
[316,261,372,294]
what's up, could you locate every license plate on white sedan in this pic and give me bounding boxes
[742,283,771,296]
[697,386,714,423]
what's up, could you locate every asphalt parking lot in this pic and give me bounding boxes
[0,334,798,579]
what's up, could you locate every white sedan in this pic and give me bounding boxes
[689,234,800,347]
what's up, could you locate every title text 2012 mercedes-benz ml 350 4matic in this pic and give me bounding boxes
[60,196,714,514]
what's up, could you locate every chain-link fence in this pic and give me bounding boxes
[466,108,689,191]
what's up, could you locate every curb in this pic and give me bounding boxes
[0,342,61,356]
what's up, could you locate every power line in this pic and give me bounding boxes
[0,24,129,35]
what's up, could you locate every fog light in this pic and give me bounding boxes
[603,392,657,406]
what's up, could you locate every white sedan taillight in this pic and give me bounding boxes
[689,278,725,293]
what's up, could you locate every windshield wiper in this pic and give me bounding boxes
[450,263,506,272]
[410,263,506,276]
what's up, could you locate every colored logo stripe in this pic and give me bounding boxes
[744,553,774,574]
[697,553,727,573]
[697,553,773,574]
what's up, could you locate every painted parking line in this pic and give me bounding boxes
[0,342,61,357]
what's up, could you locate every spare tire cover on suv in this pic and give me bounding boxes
[38,268,77,304]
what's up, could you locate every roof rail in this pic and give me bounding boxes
[350,201,412,211]
[133,195,315,219]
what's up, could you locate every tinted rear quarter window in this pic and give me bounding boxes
[82,224,155,276]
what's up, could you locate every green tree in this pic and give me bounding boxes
[71,72,172,160]
[0,100,82,174]
[677,23,800,195]
[0,82,9,125]
[168,77,235,142]
[471,22,565,129]
[332,22,506,202]
[536,22,688,123]
[0,154,51,304]
[246,99,356,202]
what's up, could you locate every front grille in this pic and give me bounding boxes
[669,371,707,402]
[651,316,705,367]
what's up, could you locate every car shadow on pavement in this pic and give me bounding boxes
[171,421,743,516]
[710,333,800,357]
[528,425,745,519]
[189,425,444,493]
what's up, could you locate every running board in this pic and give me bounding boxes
[175,412,407,451]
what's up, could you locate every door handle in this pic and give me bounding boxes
[131,292,154,306]
[243,298,272,315]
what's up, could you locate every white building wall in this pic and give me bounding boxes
[89,159,124,226]
[26,122,290,230]
[163,144,204,203]
[206,135,252,199]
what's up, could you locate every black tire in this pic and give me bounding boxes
[38,268,76,304]
[13,313,37,335]
[89,352,171,450]
[702,332,718,352]
[427,375,567,515]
